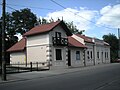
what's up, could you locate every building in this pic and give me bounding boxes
[7,20,110,69]
[72,34,110,66]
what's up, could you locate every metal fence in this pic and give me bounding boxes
[0,62,50,74]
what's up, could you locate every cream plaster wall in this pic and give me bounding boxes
[27,45,47,63]
[27,33,49,47]
[10,51,26,64]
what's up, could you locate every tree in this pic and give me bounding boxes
[0,8,37,65]
[103,33,119,62]
[0,13,18,65]
[65,21,84,34]
[38,18,54,24]
[12,8,37,35]
[37,18,84,34]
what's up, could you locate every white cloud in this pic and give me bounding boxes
[44,7,98,31]
[100,5,111,15]
[97,4,120,28]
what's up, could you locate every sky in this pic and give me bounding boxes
[0,0,120,39]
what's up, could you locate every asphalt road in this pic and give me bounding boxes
[0,63,120,90]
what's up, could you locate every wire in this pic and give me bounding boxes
[6,6,17,11]
[50,0,65,9]
[7,4,55,11]
[50,0,115,30]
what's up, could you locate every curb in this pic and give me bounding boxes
[0,79,29,84]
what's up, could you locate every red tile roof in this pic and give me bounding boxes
[7,36,86,52]
[24,20,72,36]
[7,38,26,52]
[7,21,72,52]
[68,36,87,48]
[76,34,94,43]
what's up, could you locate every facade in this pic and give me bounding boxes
[73,34,110,66]
[7,20,110,69]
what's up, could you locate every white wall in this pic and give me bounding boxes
[72,34,85,45]
[49,25,68,69]
[49,25,67,44]
[70,48,84,67]
[95,45,104,64]
[85,43,94,66]
[10,51,26,64]
[53,46,67,66]
[104,46,110,63]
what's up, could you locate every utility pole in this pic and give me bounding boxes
[1,0,6,81]
[118,28,120,59]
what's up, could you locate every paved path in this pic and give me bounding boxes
[0,63,118,84]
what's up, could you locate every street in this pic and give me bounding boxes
[0,63,120,90]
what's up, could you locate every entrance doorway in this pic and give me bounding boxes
[68,50,71,66]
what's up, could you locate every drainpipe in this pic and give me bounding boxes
[24,37,27,67]
[93,44,96,66]
[83,48,86,67]
[92,38,96,66]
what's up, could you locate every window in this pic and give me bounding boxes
[107,52,108,58]
[97,52,99,59]
[105,52,106,58]
[55,32,61,38]
[56,49,62,60]
[87,51,90,59]
[76,51,80,60]
[91,51,92,59]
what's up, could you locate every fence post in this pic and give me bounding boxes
[30,62,32,72]
[36,62,38,71]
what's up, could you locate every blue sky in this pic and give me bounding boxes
[0,0,120,39]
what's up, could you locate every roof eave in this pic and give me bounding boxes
[7,48,26,53]
[23,31,49,37]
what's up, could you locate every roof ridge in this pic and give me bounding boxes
[23,20,61,36]
[68,36,87,48]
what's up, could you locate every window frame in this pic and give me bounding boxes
[91,51,92,59]
[97,51,99,59]
[56,49,62,60]
[55,32,61,38]
[105,52,106,59]
[76,51,80,60]
[87,51,90,59]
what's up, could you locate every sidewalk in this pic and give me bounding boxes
[0,63,118,84]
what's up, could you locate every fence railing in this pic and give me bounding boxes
[5,62,50,74]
